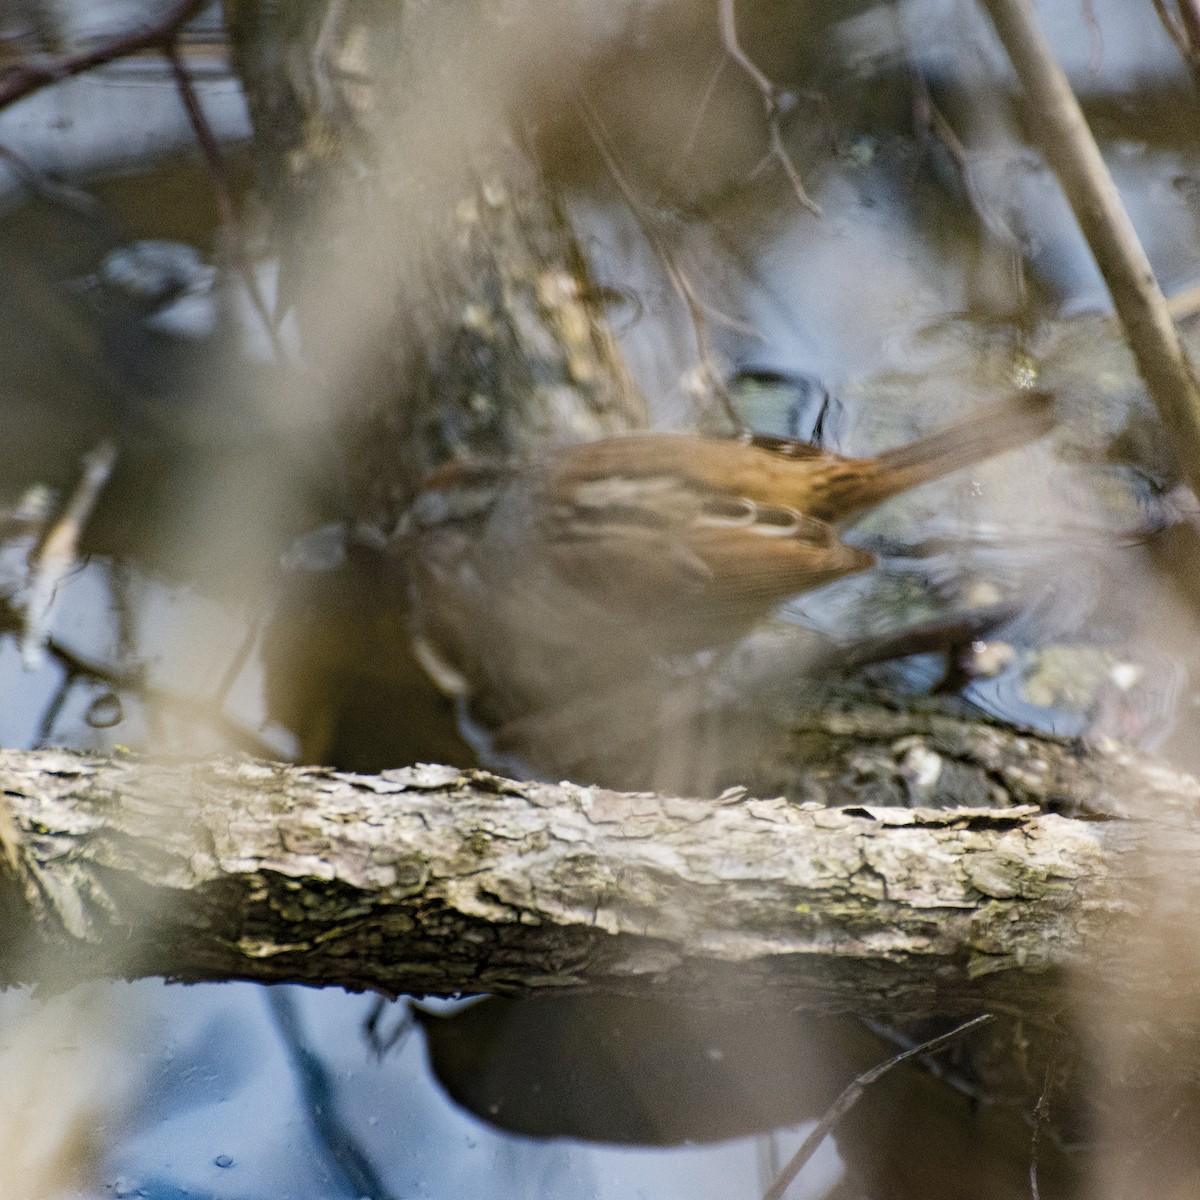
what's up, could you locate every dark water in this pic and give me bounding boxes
[0,981,834,1199]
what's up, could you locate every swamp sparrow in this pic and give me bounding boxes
[404,389,1054,770]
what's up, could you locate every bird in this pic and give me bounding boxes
[402,389,1055,779]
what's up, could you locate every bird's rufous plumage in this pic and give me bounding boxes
[405,388,1054,764]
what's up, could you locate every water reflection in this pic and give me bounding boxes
[0,980,839,1200]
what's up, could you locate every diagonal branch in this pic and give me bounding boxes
[163,42,286,361]
[980,0,1200,500]
[0,0,210,112]
[762,1014,995,1200]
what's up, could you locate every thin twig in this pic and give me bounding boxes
[1080,0,1103,73]
[1152,0,1200,82]
[0,593,281,759]
[756,1132,782,1197]
[46,637,281,758]
[910,69,1022,250]
[1029,1057,1055,1200]
[717,0,821,216]
[211,613,262,708]
[0,0,209,111]
[164,43,287,363]
[981,0,1200,501]
[573,89,752,432]
[1181,0,1200,55]
[762,1014,994,1200]
[661,53,727,197]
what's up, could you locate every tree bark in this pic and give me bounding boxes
[0,715,1194,1020]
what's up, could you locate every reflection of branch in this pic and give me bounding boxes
[164,44,287,363]
[717,0,821,216]
[33,673,74,750]
[661,54,727,195]
[266,987,397,1200]
[362,996,415,1059]
[0,142,105,219]
[0,0,209,111]
[52,637,281,758]
[574,89,754,432]
[1028,1050,1057,1200]
[811,600,1021,675]
[0,594,281,759]
[1152,0,1200,81]
[761,1015,994,1200]
[909,69,1022,253]
[892,10,1027,311]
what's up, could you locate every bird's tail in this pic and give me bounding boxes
[814,389,1055,522]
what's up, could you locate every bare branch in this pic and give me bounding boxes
[163,43,287,362]
[0,724,1195,1015]
[717,0,821,216]
[981,0,1200,501]
[0,0,210,112]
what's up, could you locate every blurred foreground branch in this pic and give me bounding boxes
[0,717,1196,1021]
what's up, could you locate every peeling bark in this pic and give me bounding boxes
[0,717,1194,1020]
